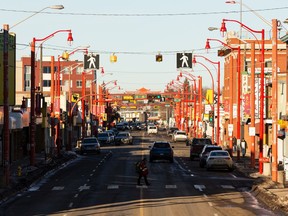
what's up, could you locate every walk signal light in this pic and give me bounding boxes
[209,110,214,123]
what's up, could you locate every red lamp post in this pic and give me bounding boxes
[30,29,73,165]
[192,58,216,142]
[55,47,89,152]
[193,55,220,145]
[205,38,241,158]
[220,19,265,173]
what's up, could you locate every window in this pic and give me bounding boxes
[76,80,82,88]
[43,66,51,74]
[24,80,30,91]
[86,80,92,88]
[265,61,272,68]
[76,66,83,74]
[62,66,70,74]
[43,80,51,87]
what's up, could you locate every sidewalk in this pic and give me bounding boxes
[0,151,77,204]
[233,151,288,215]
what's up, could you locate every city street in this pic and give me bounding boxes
[0,130,277,216]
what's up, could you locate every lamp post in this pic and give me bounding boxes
[55,46,89,151]
[2,4,64,186]
[220,18,265,173]
[193,55,220,145]
[30,29,73,165]
[205,38,241,158]
[179,72,198,137]
[191,59,215,142]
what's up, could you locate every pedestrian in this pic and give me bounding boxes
[136,158,150,186]
[232,136,237,152]
[241,138,247,157]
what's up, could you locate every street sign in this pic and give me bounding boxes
[176,53,192,69]
[84,53,99,69]
[0,32,16,106]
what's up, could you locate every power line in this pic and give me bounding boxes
[1,7,287,17]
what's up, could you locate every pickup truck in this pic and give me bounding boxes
[188,138,212,160]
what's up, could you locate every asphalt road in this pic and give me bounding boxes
[0,130,279,216]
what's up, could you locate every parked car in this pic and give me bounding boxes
[106,130,116,142]
[189,138,213,160]
[149,141,174,163]
[116,122,126,131]
[147,125,158,134]
[199,145,222,167]
[97,132,113,145]
[167,127,179,136]
[80,137,100,154]
[114,132,133,145]
[206,150,234,171]
[172,130,188,142]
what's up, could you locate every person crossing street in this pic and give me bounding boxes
[136,158,150,186]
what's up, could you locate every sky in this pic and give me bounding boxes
[1,0,288,92]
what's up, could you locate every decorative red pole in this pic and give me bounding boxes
[220,19,265,173]
[30,29,73,163]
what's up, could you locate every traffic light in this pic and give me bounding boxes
[156,54,163,62]
[208,110,214,123]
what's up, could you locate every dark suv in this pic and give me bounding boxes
[189,138,213,160]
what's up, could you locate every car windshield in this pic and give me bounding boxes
[204,147,222,153]
[177,132,186,135]
[153,142,170,148]
[83,138,98,144]
[98,133,108,137]
[210,151,229,157]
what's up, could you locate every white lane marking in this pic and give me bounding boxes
[107,185,119,189]
[28,186,40,191]
[90,173,93,176]
[203,194,208,198]
[194,185,206,192]
[221,185,235,189]
[74,194,78,198]
[52,186,64,191]
[78,184,90,192]
[87,179,90,182]
[208,202,213,206]
[69,202,73,208]
[165,185,177,189]
[230,173,237,178]
[93,169,96,172]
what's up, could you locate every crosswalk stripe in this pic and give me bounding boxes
[165,185,177,189]
[107,185,119,189]
[221,185,235,189]
[52,186,64,191]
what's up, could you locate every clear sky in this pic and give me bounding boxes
[1,0,288,92]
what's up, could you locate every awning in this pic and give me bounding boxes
[148,116,160,121]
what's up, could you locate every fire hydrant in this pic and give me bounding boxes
[17,166,22,177]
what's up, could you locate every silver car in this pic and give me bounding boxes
[80,137,101,154]
[206,150,234,171]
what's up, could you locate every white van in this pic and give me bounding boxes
[147,125,158,134]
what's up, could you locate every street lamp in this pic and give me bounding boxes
[193,55,220,145]
[220,18,265,173]
[9,5,64,30]
[191,59,215,142]
[30,29,73,165]
[206,38,241,158]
